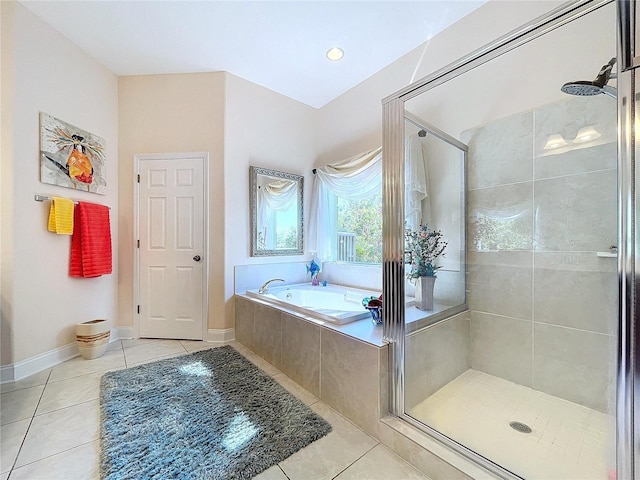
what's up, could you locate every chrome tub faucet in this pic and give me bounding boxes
[258,278,285,294]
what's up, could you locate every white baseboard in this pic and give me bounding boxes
[205,328,235,343]
[0,327,135,383]
[0,327,226,383]
[111,326,134,340]
[1,342,79,383]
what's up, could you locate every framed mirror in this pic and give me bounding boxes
[250,166,304,256]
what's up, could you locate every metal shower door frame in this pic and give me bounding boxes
[616,2,638,478]
[382,0,635,478]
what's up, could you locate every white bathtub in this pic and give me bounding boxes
[245,283,380,325]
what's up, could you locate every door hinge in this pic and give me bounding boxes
[137,174,140,183]
[137,239,140,248]
[137,305,140,314]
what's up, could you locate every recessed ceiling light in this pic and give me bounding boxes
[326,47,344,61]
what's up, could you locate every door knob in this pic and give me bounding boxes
[193,255,201,262]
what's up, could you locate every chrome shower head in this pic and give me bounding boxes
[561,57,617,99]
[561,81,607,96]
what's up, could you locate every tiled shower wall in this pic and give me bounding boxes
[462,95,617,414]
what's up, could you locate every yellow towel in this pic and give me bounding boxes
[48,197,74,235]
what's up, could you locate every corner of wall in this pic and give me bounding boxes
[118,73,227,335]
[5,2,119,364]
[1,0,16,367]
[222,75,318,332]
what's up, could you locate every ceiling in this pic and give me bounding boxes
[18,1,487,108]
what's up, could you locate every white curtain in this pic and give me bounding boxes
[258,179,297,249]
[405,134,430,230]
[259,179,297,212]
[308,139,430,261]
[309,147,382,261]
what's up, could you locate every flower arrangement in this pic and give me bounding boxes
[405,225,447,281]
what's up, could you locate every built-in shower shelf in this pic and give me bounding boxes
[596,252,617,258]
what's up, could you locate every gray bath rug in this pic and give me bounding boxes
[100,345,331,480]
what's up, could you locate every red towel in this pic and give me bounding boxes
[69,202,112,278]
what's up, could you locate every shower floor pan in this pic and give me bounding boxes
[409,369,614,480]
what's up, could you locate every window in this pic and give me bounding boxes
[308,147,383,263]
[336,190,383,263]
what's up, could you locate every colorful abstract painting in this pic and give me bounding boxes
[40,113,106,194]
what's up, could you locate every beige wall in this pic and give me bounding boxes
[403,2,615,138]
[118,72,316,333]
[223,73,317,328]
[315,0,564,165]
[1,0,595,368]
[1,1,119,364]
[118,73,226,332]
[1,0,16,366]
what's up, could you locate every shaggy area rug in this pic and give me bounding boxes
[100,345,331,480]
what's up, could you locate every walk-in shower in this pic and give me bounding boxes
[382,1,625,479]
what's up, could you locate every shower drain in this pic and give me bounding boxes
[509,421,532,434]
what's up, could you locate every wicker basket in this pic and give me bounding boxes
[76,319,110,360]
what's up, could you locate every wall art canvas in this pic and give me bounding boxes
[40,112,106,194]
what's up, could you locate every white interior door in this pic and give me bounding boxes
[137,154,207,340]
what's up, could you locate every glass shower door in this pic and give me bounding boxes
[385,2,620,478]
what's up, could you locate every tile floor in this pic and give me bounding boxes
[410,369,616,480]
[1,339,427,480]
